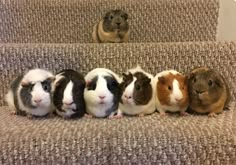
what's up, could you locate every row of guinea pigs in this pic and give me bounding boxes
[5,66,231,119]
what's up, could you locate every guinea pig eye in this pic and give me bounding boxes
[42,84,50,92]
[193,78,197,83]
[168,86,172,90]
[208,80,213,86]
[110,15,113,20]
[135,85,141,91]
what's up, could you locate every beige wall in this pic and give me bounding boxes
[217,0,236,41]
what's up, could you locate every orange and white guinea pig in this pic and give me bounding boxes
[154,70,189,116]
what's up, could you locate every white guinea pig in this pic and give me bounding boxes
[53,69,86,119]
[5,68,55,118]
[154,70,189,116]
[117,66,156,117]
[84,68,121,118]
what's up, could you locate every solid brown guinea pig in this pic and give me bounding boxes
[188,67,231,117]
[154,70,189,116]
[92,9,129,43]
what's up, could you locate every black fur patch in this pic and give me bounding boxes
[20,83,37,109]
[103,75,121,115]
[10,74,27,115]
[53,69,86,118]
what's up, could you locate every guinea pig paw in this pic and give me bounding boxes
[10,111,17,115]
[159,112,167,117]
[137,114,145,117]
[208,113,218,117]
[84,114,94,119]
[27,114,34,119]
[110,114,123,119]
[180,111,189,116]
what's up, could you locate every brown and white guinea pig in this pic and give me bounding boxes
[5,68,55,118]
[154,70,189,116]
[188,67,231,117]
[84,68,121,118]
[92,9,129,43]
[117,66,156,118]
[52,69,86,119]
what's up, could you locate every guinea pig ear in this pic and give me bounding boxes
[122,72,132,81]
[184,75,188,85]
[21,80,30,87]
[86,80,91,87]
[123,12,128,20]
[214,77,224,87]
[47,76,55,83]
[158,76,165,84]
[104,11,112,20]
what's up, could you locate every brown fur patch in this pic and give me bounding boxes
[133,72,152,105]
[157,73,189,107]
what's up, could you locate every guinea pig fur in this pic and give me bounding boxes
[5,68,55,118]
[117,66,156,117]
[188,67,230,117]
[154,70,189,116]
[84,68,121,118]
[92,9,129,43]
[53,69,86,119]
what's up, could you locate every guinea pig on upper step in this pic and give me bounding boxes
[52,69,86,119]
[187,67,231,117]
[5,68,55,118]
[117,66,156,118]
[84,68,121,118]
[92,9,129,43]
[154,70,189,116]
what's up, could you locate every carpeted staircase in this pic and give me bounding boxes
[0,0,236,164]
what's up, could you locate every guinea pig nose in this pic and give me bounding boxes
[99,96,105,99]
[34,99,42,103]
[124,95,132,99]
[195,90,203,94]
[175,98,181,102]
[116,22,121,26]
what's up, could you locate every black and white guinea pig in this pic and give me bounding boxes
[52,69,86,119]
[154,70,189,116]
[117,66,156,117]
[84,68,121,118]
[5,68,55,118]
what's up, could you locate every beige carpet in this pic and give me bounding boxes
[0,102,235,164]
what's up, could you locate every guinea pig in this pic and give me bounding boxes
[84,68,121,118]
[92,9,129,43]
[154,70,189,116]
[5,68,55,118]
[52,69,86,119]
[188,67,231,117]
[117,66,156,118]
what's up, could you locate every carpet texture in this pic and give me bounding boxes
[0,42,236,106]
[0,102,235,164]
[0,0,219,43]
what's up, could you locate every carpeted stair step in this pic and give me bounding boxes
[0,42,235,106]
[0,0,219,43]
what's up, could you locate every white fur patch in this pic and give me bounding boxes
[170,79,183,104]
[62,81,76,110]
[22,68,54,84]
[121,77,136,106]
[5,90,16,111]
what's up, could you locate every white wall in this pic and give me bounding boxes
[217,0,236,41]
